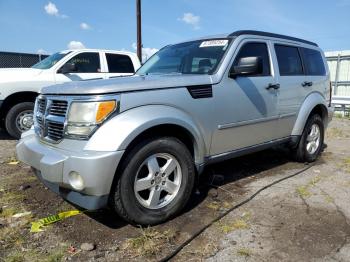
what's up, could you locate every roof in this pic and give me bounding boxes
[228,30,318,47]
[182,30,318,47]
[60,48,137,55]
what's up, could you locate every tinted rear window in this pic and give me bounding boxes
[301,48,326,76]
[275,45,303,76]
[106,53,135,73]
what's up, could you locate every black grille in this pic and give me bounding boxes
[187,85,213,99]
[47,121,65,141]
[49,100,68,116]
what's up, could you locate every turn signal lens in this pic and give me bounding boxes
[96,101,116,123]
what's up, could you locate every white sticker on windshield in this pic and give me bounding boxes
[200,40,228,48]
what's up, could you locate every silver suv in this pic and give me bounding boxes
[16,31,334,225]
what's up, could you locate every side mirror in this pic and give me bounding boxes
[58,62,77,74]
[229,57,263,78]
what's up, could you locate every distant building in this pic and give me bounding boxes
[0,51,48,68]
[325,50,350,112]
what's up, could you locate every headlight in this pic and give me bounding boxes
[66,100,117,137]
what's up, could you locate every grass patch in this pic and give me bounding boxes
[0,207,17,218]
[216,211,251,234]
[0,191,25,206]
[3,239,67,262]
[206,202,220,210]
[122,228,177,257]
[296,186,311,198]
[343,158,350,173]
[0,226,26,250]
[187,242,219,258]
[4,253,25,262]
[322,192,334,203]
[296,176,322,198]
[45,249,65,262]
[237,247,251,257]
[218,219,249,234]
[326,127,349,139]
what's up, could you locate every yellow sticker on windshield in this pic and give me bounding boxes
[200,40,228,48]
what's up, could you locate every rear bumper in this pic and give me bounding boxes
[16,131,124,210]
[328,105,334,124]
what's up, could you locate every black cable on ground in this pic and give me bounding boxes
[159,163,314,262]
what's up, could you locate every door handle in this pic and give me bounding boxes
[266,83,280,90]
[302,81,313,87]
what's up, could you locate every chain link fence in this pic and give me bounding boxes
[0,52,49,68]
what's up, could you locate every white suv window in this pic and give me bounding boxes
[65,52,101,73]
[106,53,135,73]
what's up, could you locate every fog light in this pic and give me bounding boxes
[68,171,84,190]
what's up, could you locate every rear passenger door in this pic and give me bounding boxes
[104,53,135,78]
[273,44,305,137]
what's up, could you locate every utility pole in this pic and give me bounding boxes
[136,0,142,62]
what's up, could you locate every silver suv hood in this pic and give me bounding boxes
[41,74,217,95]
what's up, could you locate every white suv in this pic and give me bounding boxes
[0,49,141,138]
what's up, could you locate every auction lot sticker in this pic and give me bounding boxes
[200,39,228,48]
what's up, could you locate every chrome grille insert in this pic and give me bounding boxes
[37,98,46,114]
[47,121,65,141]
[49,100,68,117]
[34,96,68,143]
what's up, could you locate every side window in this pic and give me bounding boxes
[66,52,100,73]
[274,45,303,76]
[234,42,271,76]
[106,53,135,73]
[301,48,326,76]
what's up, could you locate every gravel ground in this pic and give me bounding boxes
[0,118,350,262]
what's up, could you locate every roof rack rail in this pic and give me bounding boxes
[228,30,318,47]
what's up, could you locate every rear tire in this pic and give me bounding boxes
[111,137,195,226]
[5,102,34,139]
[294,114,324,162]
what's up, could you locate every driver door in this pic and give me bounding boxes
[55,52,105,83]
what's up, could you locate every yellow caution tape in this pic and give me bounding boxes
[30,210,81,233]
[8,161,19,165]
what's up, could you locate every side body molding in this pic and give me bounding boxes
[291,92,328,136]
[84,105,207,166]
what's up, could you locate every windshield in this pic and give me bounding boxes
[32,51,71,69]
[137,39,231,75]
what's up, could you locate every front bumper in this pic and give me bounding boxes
[16,131,124,210]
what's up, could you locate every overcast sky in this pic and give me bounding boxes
[0,0,349,57]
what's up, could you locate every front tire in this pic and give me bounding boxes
[294,114,324,162]
[111,137,195,226]
[5,102,35,139]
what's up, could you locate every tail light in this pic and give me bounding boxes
[329,82,332,107]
